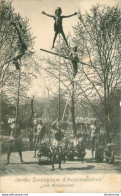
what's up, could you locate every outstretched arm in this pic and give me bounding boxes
[62,12,78,18]
[41,11,54,18]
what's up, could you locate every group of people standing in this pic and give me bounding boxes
[6,118,44,164]
[6,117,114,165]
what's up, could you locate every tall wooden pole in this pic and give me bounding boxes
[31,96,34,130]
[15,68,21,133]
[47,89,51,142]
[71,78,76,137]
[58,33,61,129]
[62,101,68,123]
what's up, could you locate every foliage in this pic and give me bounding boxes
[0,0,35,106]
[73,5,121,137]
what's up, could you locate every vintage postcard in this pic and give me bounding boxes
[0,0,121,193]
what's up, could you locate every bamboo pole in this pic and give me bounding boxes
[40,48,91,67]
[58,34,61,129]
[62,101,68,123]
[15,68,21,133]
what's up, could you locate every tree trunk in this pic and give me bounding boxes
[104,78,111,142]
[31,96,34,130]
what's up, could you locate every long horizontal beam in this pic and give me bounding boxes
[40,48,70,60]
[40,48,91,67]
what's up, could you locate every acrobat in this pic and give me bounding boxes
[42,7,77,49]
[11,22,27,70]
[70,46,79,78]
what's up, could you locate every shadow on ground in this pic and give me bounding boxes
[66,165,95,171]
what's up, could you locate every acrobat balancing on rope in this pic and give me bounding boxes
[42,7,79,78]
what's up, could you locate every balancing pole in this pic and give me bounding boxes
[40,48,91,67]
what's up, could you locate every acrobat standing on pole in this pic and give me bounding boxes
[42,7,77,49]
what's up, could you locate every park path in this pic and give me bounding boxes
[0,149,121,176]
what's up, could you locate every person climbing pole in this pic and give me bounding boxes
[11,21,27,70]
[70,46,79,78]
[42,7,77,49]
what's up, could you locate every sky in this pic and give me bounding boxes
[11,0,121,98]
[12,0,121,52]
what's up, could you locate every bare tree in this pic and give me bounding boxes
[0,0,38,134]
[73,5,121,139]
[0,0,35,107]
[41,37,92,137]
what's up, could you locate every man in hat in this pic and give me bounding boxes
[6,118,23,164]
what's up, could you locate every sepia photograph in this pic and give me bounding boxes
[0,0,121,193]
